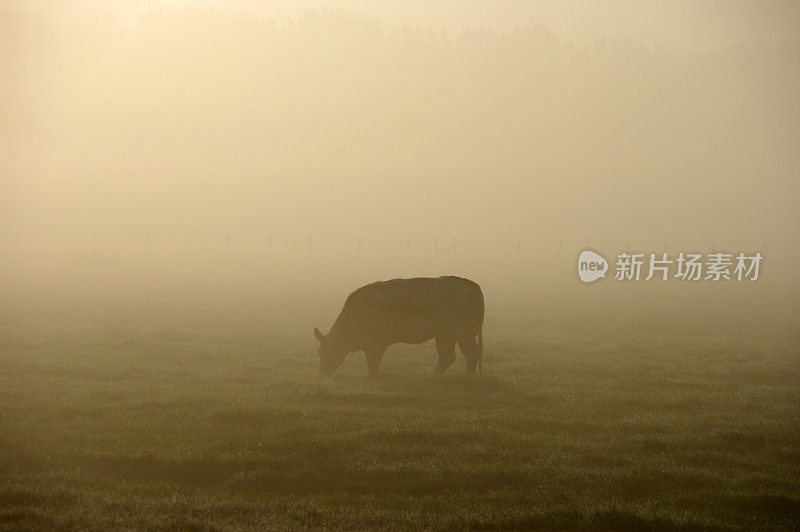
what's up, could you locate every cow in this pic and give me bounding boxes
[313,276,484,377]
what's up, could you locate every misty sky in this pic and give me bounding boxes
[1,1,798,257]
[4,0,800,50]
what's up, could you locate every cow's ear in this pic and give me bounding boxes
[314,327,325,343]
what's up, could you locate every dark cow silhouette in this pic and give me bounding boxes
[314,276,484,377]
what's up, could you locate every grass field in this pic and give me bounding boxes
[1,266,799,530]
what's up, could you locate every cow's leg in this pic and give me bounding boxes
[365,347,385,378]
[458,334,479,374]
[434,336,456,374]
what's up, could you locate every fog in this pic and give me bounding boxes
[1,1,798,293]
[3,5,800,528]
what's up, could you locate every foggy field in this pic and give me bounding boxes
[3,2,800,529]
[2,260,798,530]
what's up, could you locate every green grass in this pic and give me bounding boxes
[1,285,799,530]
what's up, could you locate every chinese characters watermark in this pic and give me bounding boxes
[578,250,763,283]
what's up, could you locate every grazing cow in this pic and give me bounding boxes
[314,276,484,377]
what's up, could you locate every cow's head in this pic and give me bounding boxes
[314,327,347,376]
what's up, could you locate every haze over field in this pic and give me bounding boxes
[1,2,799,529]
[2,0,799,273]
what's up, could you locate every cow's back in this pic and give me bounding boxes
[345,276,483,344]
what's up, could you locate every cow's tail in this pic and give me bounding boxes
[477,287,484,375]
[477,325,483,374]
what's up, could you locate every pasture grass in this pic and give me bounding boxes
[1,284,799,530]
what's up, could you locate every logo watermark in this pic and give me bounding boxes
[577,250,608,283]
[577,250,763,283]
